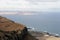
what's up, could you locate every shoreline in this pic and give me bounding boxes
[29,31,60,37]
[28,31,60,40]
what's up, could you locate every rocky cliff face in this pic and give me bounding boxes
[0,16,37,40]
[0,27,27,40]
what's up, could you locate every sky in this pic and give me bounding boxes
[0,0,60,15]
[0,0,60,12]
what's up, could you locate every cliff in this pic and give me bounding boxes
[0,16,37,40]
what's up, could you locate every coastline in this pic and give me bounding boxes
[29,31,60,40]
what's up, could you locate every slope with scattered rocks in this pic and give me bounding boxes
[0,16,37,40]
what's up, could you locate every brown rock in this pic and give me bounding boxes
[0,16,37,40]
[0,16,25,31]
[0,16,27,40]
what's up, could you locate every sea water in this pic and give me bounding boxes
[1,12,60,35]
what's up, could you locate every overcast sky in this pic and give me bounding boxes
[0,0,60,12]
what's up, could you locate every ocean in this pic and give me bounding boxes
[1,13,60,35]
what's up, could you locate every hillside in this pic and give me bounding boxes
[0,16,37,40]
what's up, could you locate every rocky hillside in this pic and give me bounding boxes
[0,16,37,40]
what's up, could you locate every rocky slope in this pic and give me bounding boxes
[0,16,37,40]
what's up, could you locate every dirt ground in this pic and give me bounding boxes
[36,35,60,40]
[46,36,60,40]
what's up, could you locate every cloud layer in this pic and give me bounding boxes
[0,0,60,12]
[0,12,37,15]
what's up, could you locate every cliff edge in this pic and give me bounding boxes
[0,16,37,40]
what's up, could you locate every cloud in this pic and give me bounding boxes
[0,12,17,15]
[0,12,37,15]
[26,0,58,2]
[19,12,38,15]
[0,0,60,12]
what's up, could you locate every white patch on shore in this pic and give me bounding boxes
[55,34,59,36]
[44,35,49,37]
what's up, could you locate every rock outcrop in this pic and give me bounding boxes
[0,16,37,40]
